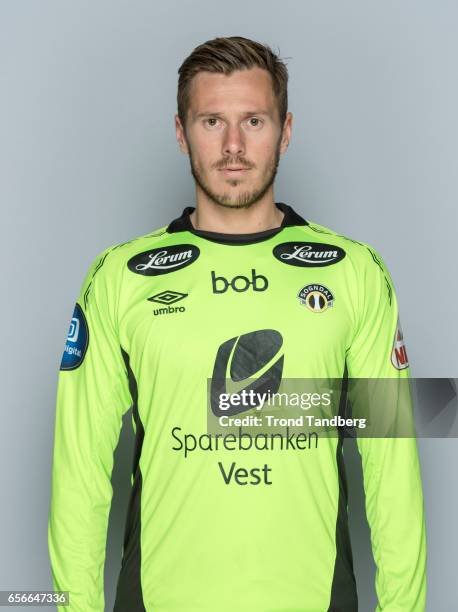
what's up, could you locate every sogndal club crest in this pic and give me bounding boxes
[297,284,335,313]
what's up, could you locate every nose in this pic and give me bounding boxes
[222,123,245,157]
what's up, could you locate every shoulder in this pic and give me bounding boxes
[78,222,171,305]
[300,219,397,307]
[301,219,392,275]
[87,223,172,276]
[305,220,399,317]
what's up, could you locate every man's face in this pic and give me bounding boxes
[175,67,292,209]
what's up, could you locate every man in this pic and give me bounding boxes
[48,36,427,611]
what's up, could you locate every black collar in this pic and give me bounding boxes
[166,202,308,245]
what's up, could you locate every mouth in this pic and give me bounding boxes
[219,167,251,175]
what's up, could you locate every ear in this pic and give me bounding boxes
[279,111,293,154]
[175,114,189,155]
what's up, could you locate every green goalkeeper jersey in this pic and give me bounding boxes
[48,202,427,611]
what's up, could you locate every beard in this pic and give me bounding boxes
[186,133,282,210]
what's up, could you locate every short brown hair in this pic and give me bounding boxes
[177,36,289,129]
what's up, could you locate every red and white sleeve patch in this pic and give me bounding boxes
[391,316,409,370]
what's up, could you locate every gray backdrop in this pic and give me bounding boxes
[1,1,457,610]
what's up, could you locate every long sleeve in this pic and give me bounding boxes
[48,248,132,611]
[345,246,427,611]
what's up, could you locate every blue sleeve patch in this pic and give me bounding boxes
[60,302,89,370]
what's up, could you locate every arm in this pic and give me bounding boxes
[346,246,427,611]
[48,248,132,611]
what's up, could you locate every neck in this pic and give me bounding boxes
[189,189,284,234]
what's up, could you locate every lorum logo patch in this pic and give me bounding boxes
[128,244,200,276]
[273,242,346,267]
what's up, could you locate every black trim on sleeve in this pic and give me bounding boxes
[327,361,358,612]
[114,348,147,612]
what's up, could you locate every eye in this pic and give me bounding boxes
[204,117,220,128]
[246,117,263,128]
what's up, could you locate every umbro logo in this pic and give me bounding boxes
[148,290,187,315]
[148,290,187,305]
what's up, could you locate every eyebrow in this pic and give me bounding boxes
[193,110,271,120]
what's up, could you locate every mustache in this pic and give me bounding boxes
[214,158,254,170]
